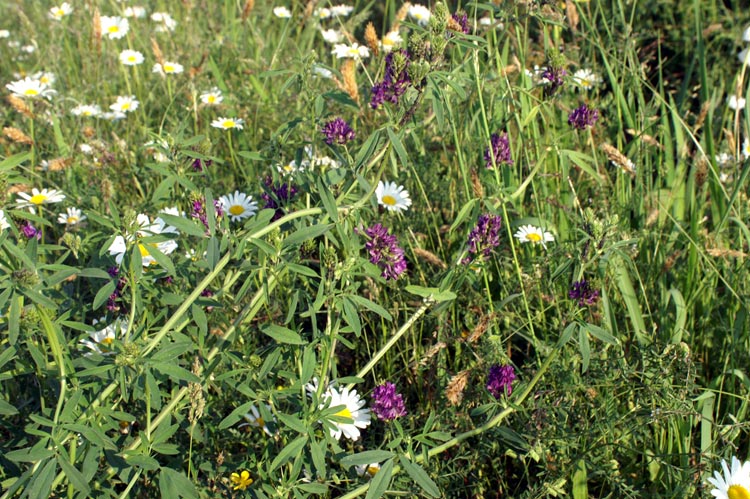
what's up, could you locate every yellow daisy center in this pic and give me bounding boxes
[138,243,155,258]
[100,337,114,346]
[30,193,47,204]
[207,95,216,103]
[382,195,397,206]
[366,466,379,476]
[127,56,136,62]
[67,216,79,224]
[121,102,130,110]
[729,485,750,499]
[164,64,174,72]
[108,25,120,33]
[223,120,235,128]
[24,88,39,96]
[347,47,360,57]
[334,407,353,419]
[526,232,542,242]
[255,417,265,427]
[229,205,245,216]
[53,9,64,16]
[83,110,92,116]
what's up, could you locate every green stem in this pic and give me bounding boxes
[347,298,434,390]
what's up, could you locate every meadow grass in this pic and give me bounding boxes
[0,0,749,497]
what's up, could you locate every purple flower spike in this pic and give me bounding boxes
[363,223,407,280]
[487,364,516,398]
[568,104,599,130]
[371,382,407,421]
[321,117,356,145]
[568,279,600,306]
[464,214,502,264]
[20,221,41,240]
[484,132,512,169]
[370,50,412,109]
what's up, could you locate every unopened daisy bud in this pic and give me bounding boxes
[364,22,379,57]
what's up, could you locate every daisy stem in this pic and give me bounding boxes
[226,130,240,176]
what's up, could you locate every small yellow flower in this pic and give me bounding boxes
[230,470,253,491]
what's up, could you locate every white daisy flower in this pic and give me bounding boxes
[407,4,431,26]
[273,6,292,18]
[108,213,179,267]
[728,95,746,110]
[80,144,94,154]
[21,44,35,54]
[0,30,9,38]
[110,95,139,113]
[80,318,128,356]
[32,71,56,87]
[0,210,10,231]
[380,31,402,53]
[57,207,87,226]
[715,152,733,167]
[152,61,184,75]
[16,188,66,210]
[100,16,129,39]
[48,3,73,20]
[320,386,370,441]
[200,87,223,105]
[5,77,55,99]
[211,117,244,130]
[376,181,412,213]
[219,191,258,222]
[151,12,177,32]
[513,224,555,249]
[277,159,305,176]
[744,138,750,160]
[320,28,343,44]
[744,26,750,42]
[243,404,275,436]
[71,104,102,117]
[312,64,333,79]
[119,49,144,66]
[124,6,147,18]
[355,463,381,478]
[707,456,750,499]
[312,155,341,170]
[331,43,370,59]
[330,5,354,17]
[314,7,331,19]
[102,111,127,121]
[572,69,602,90]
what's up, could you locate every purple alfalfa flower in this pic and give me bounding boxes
[363,223,407,280]
[484,132,512,169]
[463,214,502,264]
[20,221,41,240]
[568,104,599,130]
[321,117,356,145]
[450,12,470,34]
[541,66,566,97]
[191,157,212,172]
[370,50,412,109]
[106,266,128,312]
[568,279,600,307]
[261,176,298,222]
[487,364,516,399]
[371,382,407,421]
[191,197,223,230]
